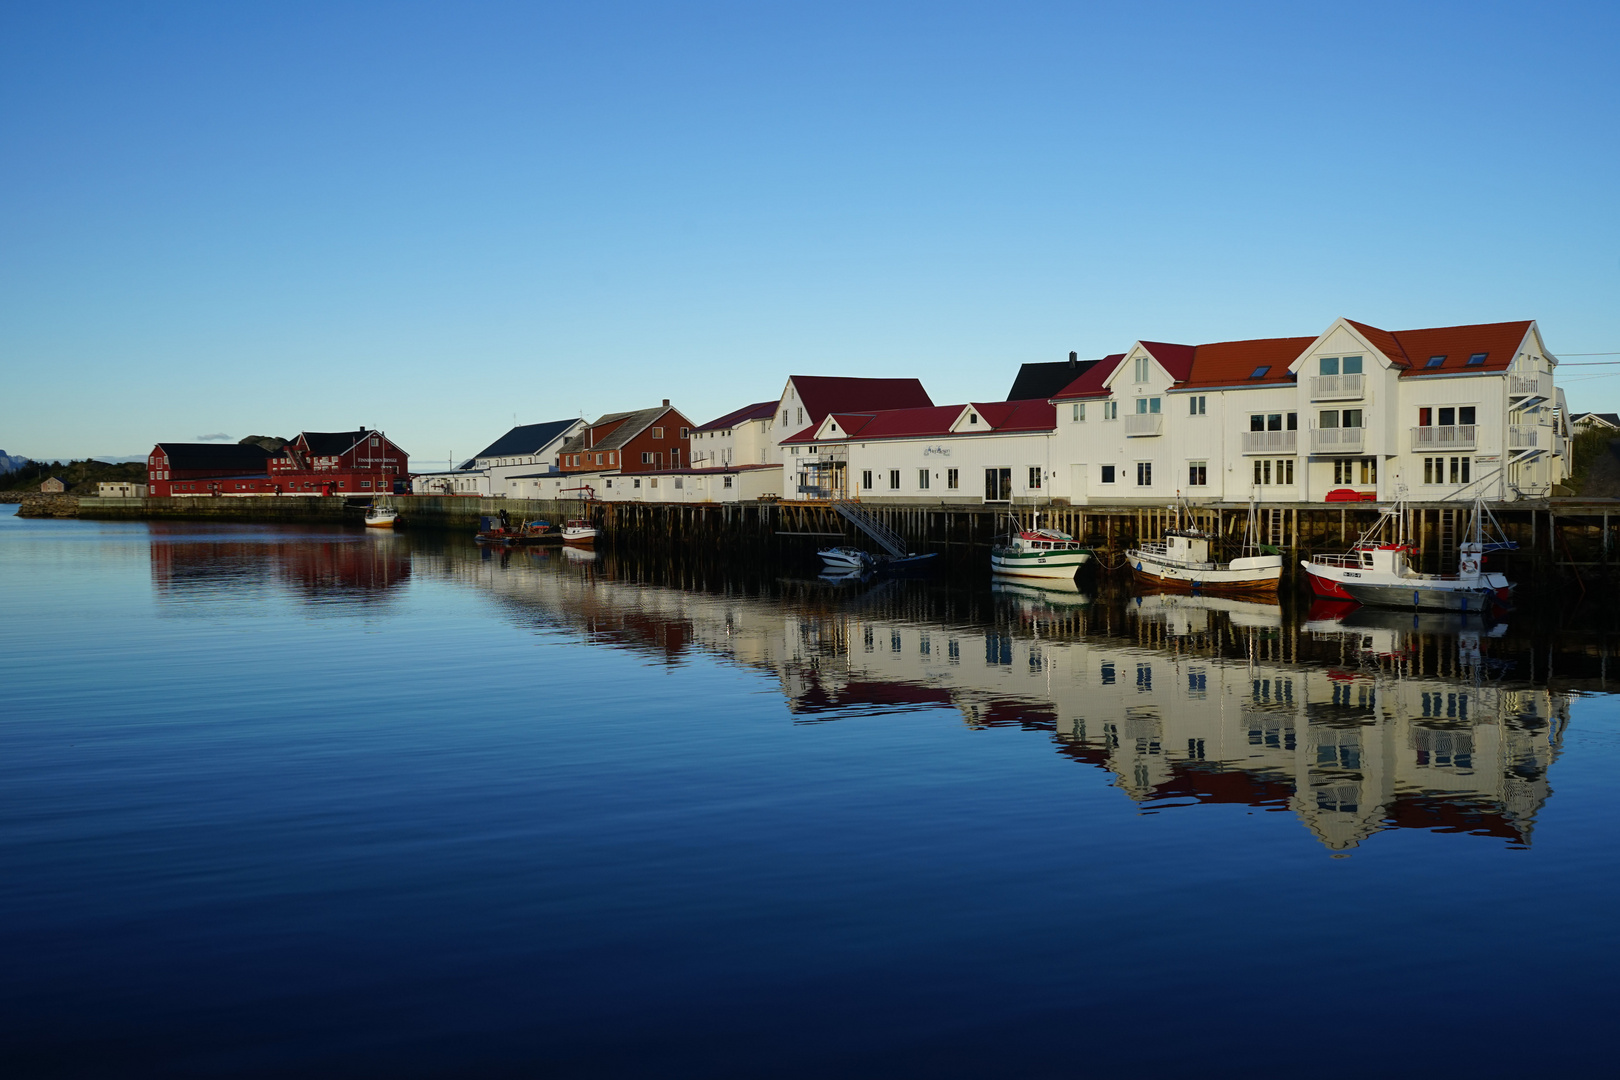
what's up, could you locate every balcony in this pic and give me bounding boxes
[1310,373,1365,400]
[1509,425,1540,451]
[1124,413,1164,437]
[1508,371,1553,404]
[1410,425,1477,452]
[1241,430,1298,454]
[1309,426,1364,454]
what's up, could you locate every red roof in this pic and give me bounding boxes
[1371,320,1534,376]
[788,376,933,437]
[1136,342,1197,382]
[786,399,1055,443]
[696,400,777,432]
[1178,336,1318,389]
[1051,353,1127,400]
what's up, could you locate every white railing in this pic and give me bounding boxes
[1124,413,1164,437]
[1410,425,1477,451]
[1508,372,1552,399]
[1310,373,1365,400]
[1509,425,1539,450]
[1309,426,1364,453]
[1241,430,1297,454]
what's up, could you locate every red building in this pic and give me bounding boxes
[267,429,409,495]
[557,402,694,474]
[147,442,277,497]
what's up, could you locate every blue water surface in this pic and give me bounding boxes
[1,508,1616,1078]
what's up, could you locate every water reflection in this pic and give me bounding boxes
[419,541,1579,853]
[149,526,410,607]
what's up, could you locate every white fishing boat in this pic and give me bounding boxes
[562,518,598,545]
[363,505,398,528]
[819,546,876,570]
[990,516,1093,580]
[1301,495,1514,613]
[1126,499,1281,597]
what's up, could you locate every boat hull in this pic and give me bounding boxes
[989,550,1091,579]
[562,531,596,546]
[1126,553,1281,597]
[364,518,396,529]
[1300,559,1509,610]
[1339,582,1499,612]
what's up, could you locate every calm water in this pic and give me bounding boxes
[3,506,1618,1078]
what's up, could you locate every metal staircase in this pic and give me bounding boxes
[832,500,908,558]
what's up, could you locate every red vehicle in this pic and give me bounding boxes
[1325,488,1379,503]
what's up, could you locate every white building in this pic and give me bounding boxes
[773,376,934,497]
[95,481,148,498]
[411,418,585,497]
[690,400,779,469]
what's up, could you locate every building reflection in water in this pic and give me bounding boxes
[420,543,1574,853]
[149,527,411,605]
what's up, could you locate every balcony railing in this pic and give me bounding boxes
[1310,373,1365,400]
[1509,425,1540,450]
[1124,413,1164,437]
[1411,425,1477,452]
[1309,426,1365,454]
[1508,372,1552,400]
[1241,430,1298,454]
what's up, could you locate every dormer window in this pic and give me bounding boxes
[1427,355,1446,368]
[1467,353,1488,366]
[1250,366,1270,379]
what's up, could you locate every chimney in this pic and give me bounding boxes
[1068,351,1077,368]
[662,399,670,407]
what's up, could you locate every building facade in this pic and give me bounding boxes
[412,418,585,497]
[146,443,276,497]
[268,429,409,495]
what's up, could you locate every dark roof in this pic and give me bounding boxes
[1051,354,1128,400]
[697,400,777,432]
[299,430,370,455]
[154,442,275,470]
[1573,412,1620,428]
[472,419,581,461]
[1006,358,1102,402]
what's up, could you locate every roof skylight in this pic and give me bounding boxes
[1468,352,1488,365]
[1426,355,1446,368]
[1250,366,1270,379]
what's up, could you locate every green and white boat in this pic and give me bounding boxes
[990,518,1093,580]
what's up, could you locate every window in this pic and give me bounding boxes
[651,427,664,439]
[1426,355,1446,368]
[1134,356,1149,382]
[1255,459,1270,485]
[360,480,372,488]
[1135,397,1161,414]
[1028,466,1042,490]
[1278,458,1294,484]
[642,452,654,464]
[370,437,380,446]
[609,453,616,465]
[1136,462,1152,486]
[1073,403,1085,422]
[680,427,690,439]
[1439,407,1455,426]
[1343,409,1362,428]
[968,412,978,425]
[1100,465,1116,484]
[1250,366,1270,379]
[1189,395,1206,416]
[889,469,900,490]
[1188,461,1207,486]
[723,476,733,489]
[649,478,658,489]
[861,470,872,489]
[947,468,958,489]
[1320,357,1339,375]
[782,410,789,425]
[1459,406,1476,426]
[670,449,680,466]
[984,468,1012,501]
[673,478,684,490]
[1450,457,1471,484]
[797,407,804,424]
[1467,352,1487,365]
[1344,356,1363,374]
[918,469,930,490]
[1103,401,1119,420]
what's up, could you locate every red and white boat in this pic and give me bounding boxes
[1301,496,1514,613]
[562,519,598,546]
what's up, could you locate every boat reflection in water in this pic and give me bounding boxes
[148,524,412,606]
[429,546,1570,853]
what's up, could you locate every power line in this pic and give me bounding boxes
[1560,351,1620,356]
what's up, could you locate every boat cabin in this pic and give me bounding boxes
[1162,532,1211,566]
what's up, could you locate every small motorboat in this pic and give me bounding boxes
[990,515,1092,579]
[819,547,876,570]
[364,505,398,528]
[1301,495,1515,612]
[562,518,598,545]
[474,515,560,547]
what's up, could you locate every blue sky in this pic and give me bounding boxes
[2,0,1616,464]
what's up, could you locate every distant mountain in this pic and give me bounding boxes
[0,450,30,475]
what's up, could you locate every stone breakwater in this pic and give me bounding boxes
[13,494,80,517]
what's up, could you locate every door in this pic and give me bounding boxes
[1069,463,1087,503]
[984,468,1012,502]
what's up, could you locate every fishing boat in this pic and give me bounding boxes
[474,514,560,547]
[363,505,398,529]
[1300,495,1514,612]
[562,518,598,545]
[990,516,1093,580]
[1126,499,1282,596]
[819,547,877,571]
